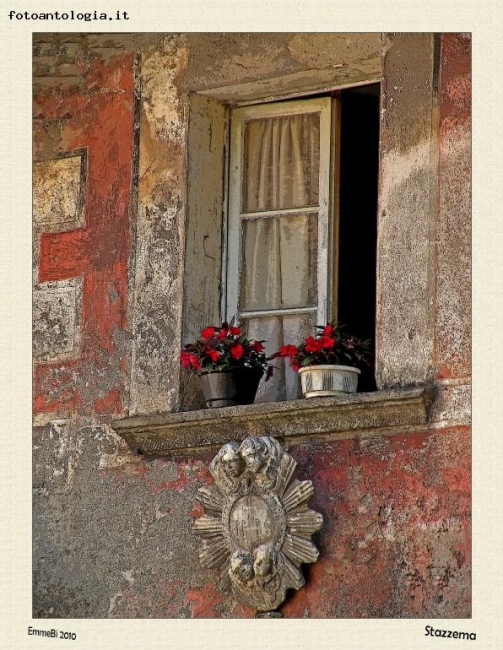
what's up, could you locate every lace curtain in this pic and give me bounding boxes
[240,112,321,401]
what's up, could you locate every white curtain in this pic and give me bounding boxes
[242,113,320,212]
[240,214,318,311]
[247,314,316,402]
[240,113,320,401]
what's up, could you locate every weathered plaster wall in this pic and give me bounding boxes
[33,33,470,619]
[376,33,437,389]
[129,35,189,416]
[33,427,470,618]
[433,34,471,435]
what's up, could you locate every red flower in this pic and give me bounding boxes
[181,351,201,370]
[180,351,192,368]
[230,343,244,359]
[272,322,371,374]
[206,349,221,362]
[305,337,322,353]
[180,320,274,376]
[201,326,215,341]
[277,344,297,358]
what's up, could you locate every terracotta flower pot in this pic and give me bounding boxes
[298,364,360,398]
[199,367,264,408]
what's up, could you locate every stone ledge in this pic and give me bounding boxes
[112,387,433,458]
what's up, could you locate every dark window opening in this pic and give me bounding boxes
[337,83,380,392]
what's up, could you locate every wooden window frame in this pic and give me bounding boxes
[224,96,338,328]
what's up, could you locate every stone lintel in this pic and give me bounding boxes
[112,387,433,458]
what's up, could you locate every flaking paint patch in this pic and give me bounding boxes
[33,419,78,493]
[121,570,135,585]
[129,40,189,415]
[33,277,83,363]
[149,459,211,495]
[431,382,471,427]
[185,583,222,618]
[93,425,136,469]
[34,54,134,418]
[278,429,470,617]
[33,155,84,230]
[141,35,188,145]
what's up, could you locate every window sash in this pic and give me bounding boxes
[225,96,333,325]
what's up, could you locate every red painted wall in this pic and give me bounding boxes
[34,54,134,417]
[284,428,470,618]
[435,33,471,380]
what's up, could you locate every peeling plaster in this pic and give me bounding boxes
[129,37,189,415]
[141,35,188,145]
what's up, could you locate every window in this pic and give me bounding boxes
[181,85,379,409]
[225,97,335,401]
[224,89,378,401]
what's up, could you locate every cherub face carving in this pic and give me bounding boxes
[221,444,244,478]
[239,437,265,474]
[230,550,254,584]
[253,544,276,577]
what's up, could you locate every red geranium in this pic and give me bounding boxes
[201,326,215,341]
[230,343,244,359]
[180,319,273,378]
[274,322,372,372]
[206,348,221,362]
[180,351,201,370]
[305,336,322,353]
[277,344,298,358]
[252,341,265,353]
[180,351,191,368]
[323,324,334,337]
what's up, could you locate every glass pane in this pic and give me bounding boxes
[242,112,320,212]
[246,313,317,402]
[240,213,318,311]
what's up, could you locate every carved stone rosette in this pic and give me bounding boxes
[192,436,323,614]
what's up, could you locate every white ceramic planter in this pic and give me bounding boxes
[298,364,361,398]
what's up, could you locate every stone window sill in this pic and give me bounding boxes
[112,387,433,458]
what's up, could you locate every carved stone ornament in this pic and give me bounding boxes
[192,436,323,615]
